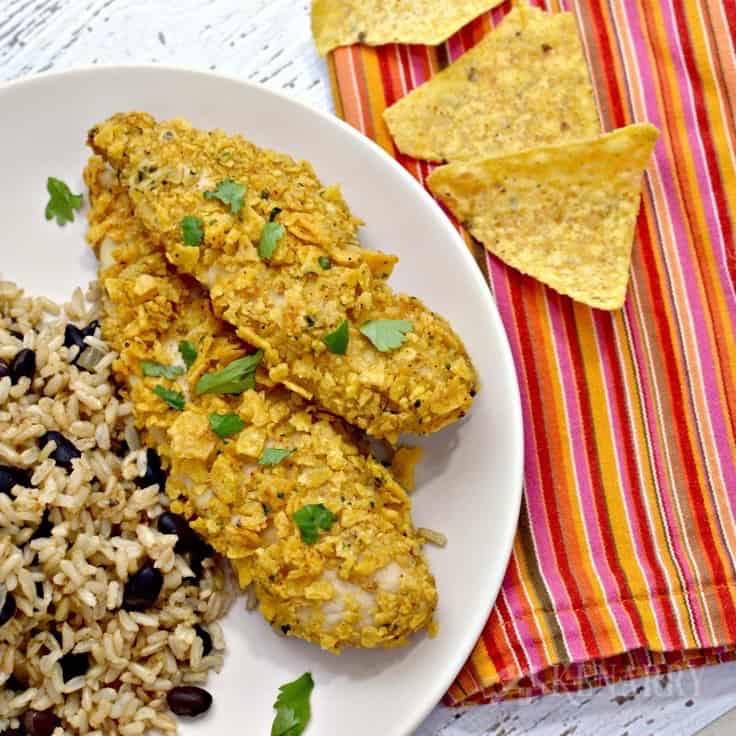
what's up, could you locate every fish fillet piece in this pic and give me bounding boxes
[85,156,437,651]
[88,113,478,443]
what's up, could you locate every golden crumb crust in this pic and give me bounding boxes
[84,156,437,652]
[88,113,477,442]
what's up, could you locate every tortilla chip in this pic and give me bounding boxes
[311,0,506,55]
[384,4,600,162]
[427,124,660,310]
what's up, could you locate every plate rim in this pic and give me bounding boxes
[0,63,524,734]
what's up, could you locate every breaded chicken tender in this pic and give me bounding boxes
[85,157,437,651]
[88,113,478,443]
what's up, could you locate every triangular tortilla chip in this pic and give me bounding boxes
[311,0,506,55]
[427,124,660,310]
[384,4,601,162]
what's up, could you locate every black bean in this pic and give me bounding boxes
[9,349,36,384]
[30,510,53,540]
[190,556,205,578]
[38,432,81,472]
[0,465,31,496]
[112,438,129,458]
[21,709,59,736]
[64,320,100,367]
[167,686,212,717]
[59,651,89,682]
[0,593,16,627]
[0,359,10,380]
[122,561,163,611]
[189,539,215,577]
[63,323,85,351]
[156,509,212,578]
[64,320,99,350]
[0,727,25,736]
[5,673,26,691]
[82,320,99,338]
[194,624,213,656]
[157,512,200,554]
[136,448,166,490]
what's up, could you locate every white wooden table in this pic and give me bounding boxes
[3,1,736,733]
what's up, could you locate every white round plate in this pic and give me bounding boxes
[0,66,523,736]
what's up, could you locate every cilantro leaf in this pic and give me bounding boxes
[195,351,263,395]
[204,178,246,214]
[318,256,332,270]
[258,222,285,260]
[360,319,413,352]
[208,412,245,439]
[322,320,349,355]
[141,361,185,380]
[271,672,314,736]
[153,385,185,411]
[181,216,204,246]
[45,177,83,226]
[179,340,198,370]
[293,504,336,545]
[259,448,294,466]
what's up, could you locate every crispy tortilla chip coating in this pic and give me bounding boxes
[311,0,506,55]
[88,112,478,443]
[85,156,438,652]
[427,124,660,310]
[384,4,601,162]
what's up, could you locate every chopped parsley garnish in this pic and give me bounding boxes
[180,216,204,246]
[271,672,314,736]
[204,178,246,214]
[141,361,185,379]
[45,177,83,226]
[258,221,286,260]
[208,412,245,439]
[259,448,294,466]
[179,340,197,370]
[195,351,262,395]
[153,385,185,411]
[293,504,336,545]
[318,256,332,270]
[360,319,413,352]
[322,320,349,355]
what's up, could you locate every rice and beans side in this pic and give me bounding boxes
[0,281,234,735]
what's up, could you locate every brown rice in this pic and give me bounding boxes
[0,281,234,734]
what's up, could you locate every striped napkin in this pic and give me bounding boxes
[327,0,736,705]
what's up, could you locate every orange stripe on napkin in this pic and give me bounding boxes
[328,0,736,704]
